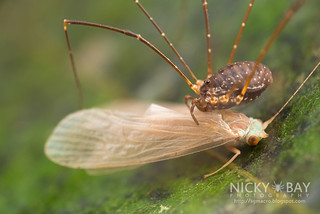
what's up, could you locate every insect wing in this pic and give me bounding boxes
[45,105,243,172]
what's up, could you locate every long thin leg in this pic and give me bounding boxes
[134,0,198,83]
[227,0,255,64]
[63,20,199,105]
[239,0,306,100]
[202,0,213,76]
[204,146,241,178]
[224,82,242,101]
[64,22,83,109]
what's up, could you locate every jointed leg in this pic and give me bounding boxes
[64,21,83,109]
[204,146,241,178]
[239,0,306,99]
[134,0,198,83]
[184,95,196,108]
[184,95,200,125]
[63,19,199,105]
[190,99,200,125]
[202,0,212,76]
[227,0,255,64]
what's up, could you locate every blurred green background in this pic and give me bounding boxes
[0,0,319,213]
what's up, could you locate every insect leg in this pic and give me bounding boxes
[203,146,241,178]
[227,0,255,64]
[63,19,199,106]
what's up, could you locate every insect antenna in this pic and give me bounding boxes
[263,62,320,129]
[240,0,306,99]
[227,0,255,64]
[134,0,199,84]
[202,0,213,76]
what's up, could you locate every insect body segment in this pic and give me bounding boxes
[45,62,319,176]
[245,118,268,146]
[45,104,268,172]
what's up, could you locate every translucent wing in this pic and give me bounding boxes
[45,104,250,172]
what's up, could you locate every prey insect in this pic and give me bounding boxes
[45,0,319,177]
[45,62,319,177]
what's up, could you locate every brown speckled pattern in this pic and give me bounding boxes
[197,61,273,111]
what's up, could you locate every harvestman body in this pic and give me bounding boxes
[46,0,319,177]
[63,0,304,125]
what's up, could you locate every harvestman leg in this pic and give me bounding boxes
[204,0,255,102]
[204,146,241,178]
[235,0,306,102]
[203,61,320,178]
[184,95,201,125]
[184,95,196,108]
[179,0,213,124]
[202,0,255,74]
[185,0,255,122]
[202,0,213,76]
[227,0,255,65]
[63,15,199,107]
[134,0,199,84]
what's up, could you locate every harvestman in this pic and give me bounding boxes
[45,0,319,177]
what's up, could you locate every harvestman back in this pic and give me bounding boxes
[47,0,320,177]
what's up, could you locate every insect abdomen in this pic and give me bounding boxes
[201,61,273,109]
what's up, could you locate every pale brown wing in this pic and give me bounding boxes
[45,104,249,171]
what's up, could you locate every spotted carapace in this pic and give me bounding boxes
[186,61,273,123]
